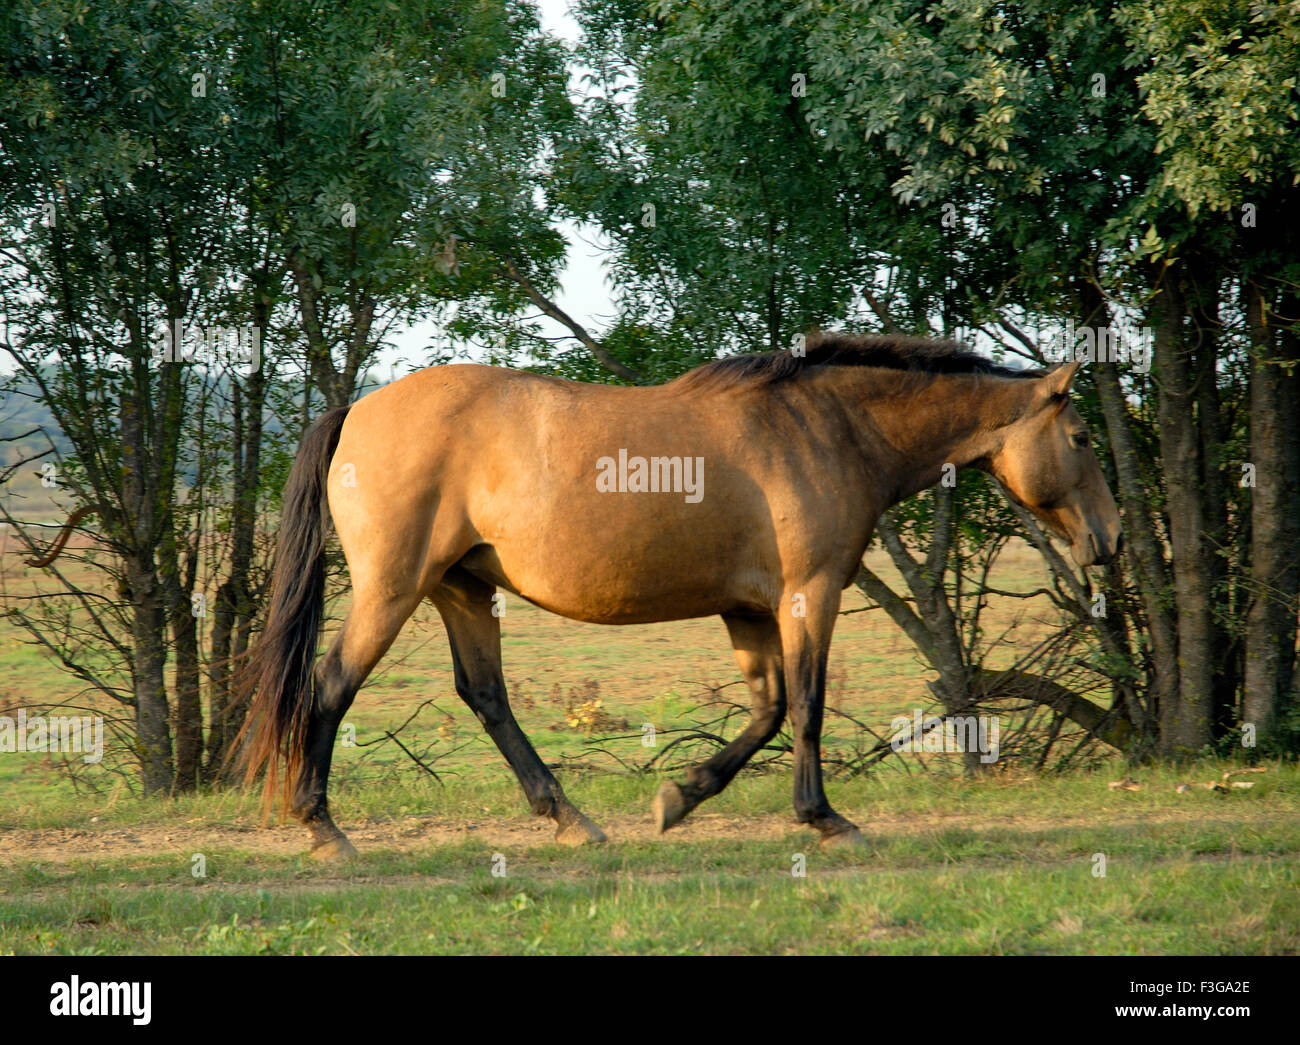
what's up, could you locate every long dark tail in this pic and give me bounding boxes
[237,405,351,815]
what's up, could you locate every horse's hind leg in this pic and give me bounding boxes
[654,612,786,832]
[292,589,422,860]
[432,568,606,845]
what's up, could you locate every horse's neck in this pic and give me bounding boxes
[835,370,1034,506]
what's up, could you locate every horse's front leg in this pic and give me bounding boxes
[780,582,867,849]
[653,612,787,832]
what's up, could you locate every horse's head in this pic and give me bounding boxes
[988,362,1123,567]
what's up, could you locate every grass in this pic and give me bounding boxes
[7,857,1296,956]
[2,766,1297,954]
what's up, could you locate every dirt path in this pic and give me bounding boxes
[0,807,1258,866]
[1,812,812,865]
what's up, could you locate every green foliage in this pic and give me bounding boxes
[225,0,573,331]
[1120,0,1300,218]
[555,0,894,362]
[0,0,582,786]
[798,0,1159,307]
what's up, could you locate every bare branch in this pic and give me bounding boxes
[498,255,645,383]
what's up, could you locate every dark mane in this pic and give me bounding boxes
[674,332,1038,390]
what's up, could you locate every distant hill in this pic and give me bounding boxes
[0,367,394,523]
[0,373,73,521]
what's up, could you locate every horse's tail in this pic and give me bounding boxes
[237,405,351,815]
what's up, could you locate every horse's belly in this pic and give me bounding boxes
[456,541,771,624]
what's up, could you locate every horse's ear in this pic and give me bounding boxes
[1039,360,1081,408]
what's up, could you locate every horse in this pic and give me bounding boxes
[240,332,1123,859]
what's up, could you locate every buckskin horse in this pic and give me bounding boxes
[240,332,1123,859]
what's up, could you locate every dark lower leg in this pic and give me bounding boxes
[287,595,416,858]
[654,713,784,831]
[479,701,603,834]
[290,647,359,852]
[656,613,786,831]
[786,636,862,843]
[437,580,604,843]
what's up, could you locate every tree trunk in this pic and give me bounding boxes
[857,495,991,773]
[1242,280,1300,748]
[205,294,268,780]
[1081,280,1171,749]
[126,555,173,793]
[1151,265,1214,752]
[166,575,202,793]
[120,359,175,793]
[1185,256,1235,733]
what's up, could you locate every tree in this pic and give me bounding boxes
[0,0,582,791]
[797,0,1300,754]
[226,0,577,406]
[0,0,240,791]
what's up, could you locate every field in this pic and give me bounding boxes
[1,533,1297,955]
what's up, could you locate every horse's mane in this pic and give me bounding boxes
[673,331,1039,391]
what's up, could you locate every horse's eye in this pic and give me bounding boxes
[1071,432,1090,449]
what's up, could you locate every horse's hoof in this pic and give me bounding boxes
[556,812,607,846]
[310,835,359,862]
[820,826,868,851]
[653,780,690,833]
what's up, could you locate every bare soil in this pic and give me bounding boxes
[0,807,1254,866]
